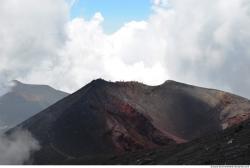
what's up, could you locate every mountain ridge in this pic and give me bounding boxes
[7,78,250,164]
[0,80,68,132]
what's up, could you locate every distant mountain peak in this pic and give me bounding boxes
[8,80,24,88]
[11,80,23,85]
[0,81,69,133]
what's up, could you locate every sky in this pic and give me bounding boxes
[70,0,152,33]
[1,0,250,99]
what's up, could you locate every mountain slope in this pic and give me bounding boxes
[0,80,68,131]
[10,79,250,164]
[100,117,250,165]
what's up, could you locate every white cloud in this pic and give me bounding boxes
[0,129,40,164]
[1,0,250,98]
[152,0,170,7]
[0,0,69,95]
[156,0,250,97]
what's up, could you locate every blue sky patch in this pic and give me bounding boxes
[70,0,152,33]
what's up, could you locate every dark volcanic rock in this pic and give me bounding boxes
[9,79,250,164]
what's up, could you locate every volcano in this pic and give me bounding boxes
[0,80,68,132]
[10,79,250,164]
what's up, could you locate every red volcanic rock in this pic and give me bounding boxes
[223,113,250,128]
[104,97,174,153]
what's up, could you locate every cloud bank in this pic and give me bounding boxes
[0,0,69,95]
[0,0,250,98]
[0,129,40,164]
